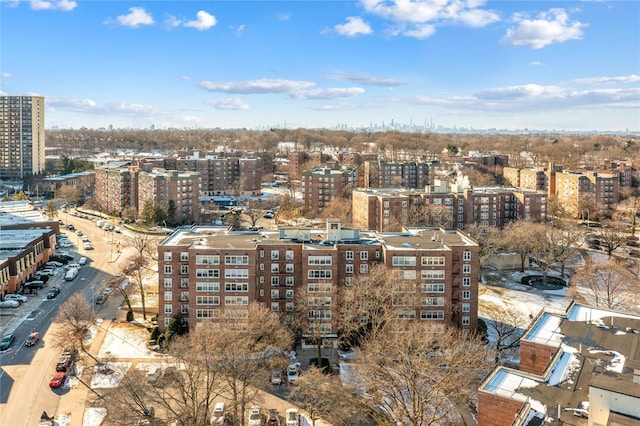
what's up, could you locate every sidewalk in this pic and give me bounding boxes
[56,318,113,426]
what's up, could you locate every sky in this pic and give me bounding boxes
[1,0,639,132]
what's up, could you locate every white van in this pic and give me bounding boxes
[285,409,299,426]
[209,402,226,425]
[78,257,88,265]
[64,267,79,281]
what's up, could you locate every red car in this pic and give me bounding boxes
[25,331,40,347]
[49,372,66,388]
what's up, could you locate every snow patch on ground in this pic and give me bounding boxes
[98,323,164,359]
[90,362,131,388]
[82,407,107,426]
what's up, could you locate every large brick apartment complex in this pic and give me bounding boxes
[363,159,431,189]
[352,180,547,232]
[138,169,201,224]
[157,221,480,340]
[302,165,357,215]
[478,302,640,425]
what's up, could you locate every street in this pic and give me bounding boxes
[0,210,134,425]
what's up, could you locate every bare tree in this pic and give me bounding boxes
[571,258,638,312]
[595,224,627,257]
[483,305,531,364]
[503,221,540,272]
[52,294,98,362]
[125,233,160,320]
[356,321,493,426]
[465,224,504,268]
[241,198,279,228]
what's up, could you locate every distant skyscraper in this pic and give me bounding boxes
[0,95,46,181]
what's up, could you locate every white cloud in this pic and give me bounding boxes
[163,15,182,29]
[29,0,76,11]
[333,16,373,36]
[402,24,436,39]
[112,7,154,28]
[324,71,403,87]
[184,10,217,31]
[571,74,640,85]
[291,87,365,100]
[276,13,292,21]
[46,97,165,117]
[205,98,250,110]
[360,0,499,26]
[530,61,544,67]
[199,78,315,94]
[1,72,13,78]
[503,8,585,49]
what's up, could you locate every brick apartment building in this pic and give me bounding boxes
[478,302,640,425]
[138,168,201,224]
[352,181,547,232]
[157,221,480,339]
[302,165,356,215]
[94,164,138,215]
[363,159,431,189]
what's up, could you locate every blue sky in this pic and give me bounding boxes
[1,0,639,132]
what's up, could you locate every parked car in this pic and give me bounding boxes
[26,280,46,289]
[629,250,640,257]
[95,293,108,304]
[49,256,69,265]
[56,354,73,372]
[287,363,301,384]
[263,212,274,219]
[59,241,74,248]
[81,236,89,242]
[75,230,83,236]
[0,334,16,350]
[248,406,262,426]
[270,369,283,385]
[209,402,226,425]
[56,253,74,261]
[267,409,281,426]
[78,257,88,265]
[49,372,66,388]
[45,261,63,268]
[84,242,93,250]
[0,300,20,309]
[4,294,27,304]
[66,263,81,270]
[25,331,40,347]
[47,286,61,299]
[285,409,299,426]
[66,224,75,231]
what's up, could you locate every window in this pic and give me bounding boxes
[360,264,369,274]
[346,251,354,260]
[462,290,471,300]
[196,282,220,292]
[181,304,189,314]
[360,251,368,260]
[463,264,471,274]
[225,255,249,265]
[196,309,220,319]
[259,250,264,258]
[462,303,470,312]
[392,256,416,266]
[398,310,416,320]
[285,276,294,286]
[308,256,332,265]
[308,310,331,320]
[271,264,279,273]
[164,278,172,288]
[271,289,280,299]
[271,302,279,312]
[196,255,220,265]
[346,264,354,274]
[164,265,172,274]
[163,252,172,261]
[462,277,471,287]
[180,291,189,302]
[308,283,332,292]
[224,269,249,279]
[164,291,172,301]
[463,251,471,261]
[224,296,249,306]
[271,250,279,260]
[225,282,249,292]
[180,265,189,275]
[345,277,354,286]
[285,264,294,273]
[271,277,280,286]
[285,250,294,260]
[180,252,189,261]
[393,270,417,280]
[286,289,294,299]
[180,278,189,288]
[286,302,294,312]
[164,305,172,314]
[462,316,470,326]
[196,296,220,305]
[196,269,220,278]
[421,283,445,293]
[421,256,445,266]
[423,297,445,306]
[420,310,444,320]
[308,270,332,279]
[421,270,445,280]
[259,263,264,271]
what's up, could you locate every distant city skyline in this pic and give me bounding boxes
[1,1,639,132]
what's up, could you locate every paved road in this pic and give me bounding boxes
[0,210,134,425]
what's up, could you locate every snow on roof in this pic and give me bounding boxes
[523,312,564,346]
[482,368,547,413]
[566,304,639,323]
